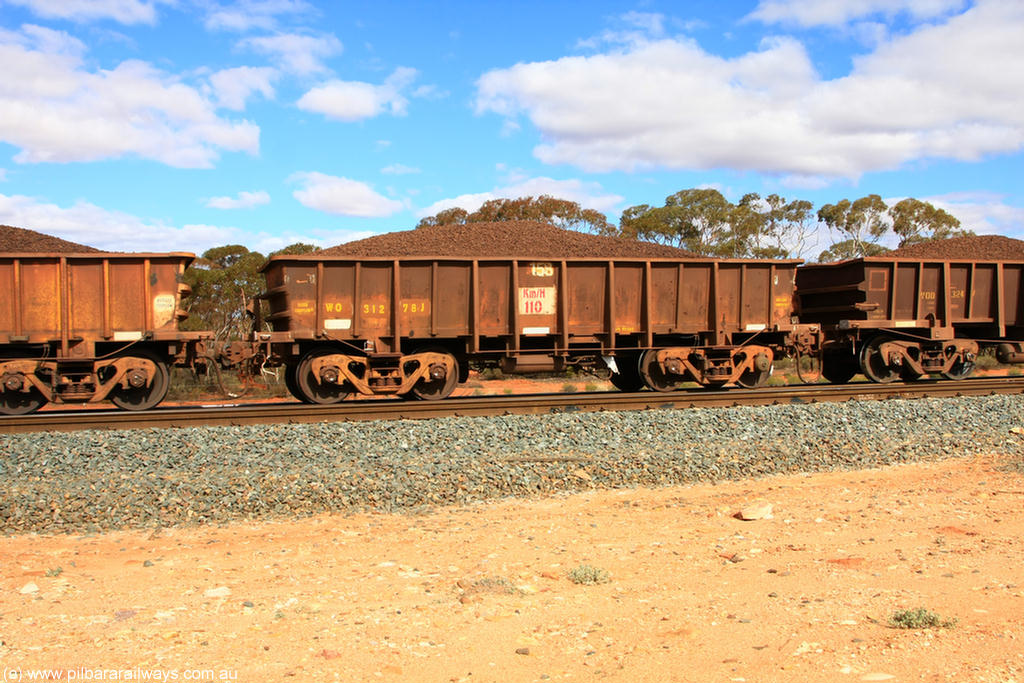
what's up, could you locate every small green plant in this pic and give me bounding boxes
[568,564,611,585]
[45,566,63,577]
[479,367,504,380]
[584,382,599,392]
[461,576,522,596]
[887,607,957,629]
[503,388,514,394]
[561,382,578,393]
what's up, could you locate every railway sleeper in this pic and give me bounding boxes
[310,351,458,398]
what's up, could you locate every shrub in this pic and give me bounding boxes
[568,564,611,585]
[887,607,957,629]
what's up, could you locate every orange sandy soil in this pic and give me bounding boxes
[3,454,1023,682]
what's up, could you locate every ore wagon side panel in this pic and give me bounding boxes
[435,262,470,337]
[0,261,13,337]
[0,252,195,349]
[678,262,712,332]
[566,262,606,335]
[399,262,435,337]
[612,263,643,335]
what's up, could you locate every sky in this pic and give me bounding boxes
[1,0,1023,258]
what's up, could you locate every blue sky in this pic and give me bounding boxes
[1,0,1022,257]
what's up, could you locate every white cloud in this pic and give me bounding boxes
[474,2,1024,181]
[416,175,623,218]
[206,190,271,209]
[0,192,387,254]
[0,169,7,182]
[203,0,311,32]
[297,67,418,121]
[290,172,404,217]
[929,191,1024,239]
[381,164,421,175]
[746,0,966,27]
[0,192,238,252]
[207,66,277,110]
[0,25,259,168]
[5,0,163,25]
[238,32,342,75]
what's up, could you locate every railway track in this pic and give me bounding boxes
[4,376,1024,434]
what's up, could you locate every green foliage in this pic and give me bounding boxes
[416,195,613,234]
[269,242,322,257]
[568,564,611,585]
[817,195,966,261]
[889,198,968,247]
[182,242,320,340]
[887,607,957,629]
[618,189,812,257]
[561,382,578,393]
[817,194,890,261]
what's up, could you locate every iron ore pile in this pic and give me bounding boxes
[891,234,1024,259]
[320,220,699,258]
[0,224,99,253]
[3,394,1024,534]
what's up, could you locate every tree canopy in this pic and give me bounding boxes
[615,189,813,258]
[417,195,613,234]
[181,242,320,339]
[817,195,967,261]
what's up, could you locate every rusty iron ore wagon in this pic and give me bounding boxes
[237,254,812,402]
[797,256,1024,383]
[0,252,208,414]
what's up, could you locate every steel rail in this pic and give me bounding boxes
[3,376,1024,434]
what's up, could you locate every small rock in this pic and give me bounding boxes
[515,647,530,655]
[204,586,231,599]
[737,499,773,521]
[860,675,896,682]
[19,582,39,595]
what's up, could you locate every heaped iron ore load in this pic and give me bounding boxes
[0,224,101,253]
[0,251,209,414]
[319,220,699,259]
[797,256,1024,383]
[242,253,807,402]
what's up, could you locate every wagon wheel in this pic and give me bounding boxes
[608,353,644,392]
[858,336,899,384]
[408,347,459,401]
[295,347,351,404]
[0,384,47,415]
[639,349,687,392]
[736,360,773,388]
[283,363,303,401]
[820,351,859,384]
[110,352,171,411]
[941,358,975,381]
